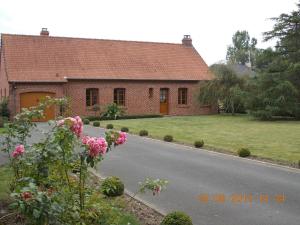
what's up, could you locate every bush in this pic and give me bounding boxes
[101,176,124,197]
[252,110,273,121]
[121,127,129,132]
[194,140,204,148]
[237,148,251,157]
[161,211,193,225]
[164,135,173,142]
[0,117,3,128]
[102,103,125,120]
[139,130,148,136]
[106,124,114,129]
[83,118,90,125]
[93,121,100,127]
[0,98,10,118]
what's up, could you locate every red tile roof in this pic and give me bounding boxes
[1,34,212,82]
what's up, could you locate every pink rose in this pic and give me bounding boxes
[57,116,83,137]
[115,132,127,145]
[83,136,108,158]
[12,145,25,158]
[81,136,90,145]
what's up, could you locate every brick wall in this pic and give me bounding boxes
[66,80,215,116]
[0,50,9,100]
[8,80,215,118]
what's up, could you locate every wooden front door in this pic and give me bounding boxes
[20,92,55,122]
[160,88,169,115]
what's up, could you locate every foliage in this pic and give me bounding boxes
[0,97,10,118]
[139,130,149,136]
[91,104,100,117]
[237,148,251,157]
[226,30,258,66]
[102,103,125,120]
[199,64,246,114]
[160,211,193,225]
[126,178,168,205]
[138,178,168,196]
[83,118,90,125]
[101,176,124,197]
[0,166,13,200]
[194,140,204,148]
[246,72,299,120]
[106,124,114,129]
[163,135,173,142]
[0,97,169,224]
[0,116,3,128]
[10,182,63,225]
[83,192,140,225]
[121,127,129,132]
[93,121,100,127]
[246,3,300,120]
[0,97,134,224]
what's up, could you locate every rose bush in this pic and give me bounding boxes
[0,97,167,224]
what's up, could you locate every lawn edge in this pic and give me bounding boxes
[94,126,300,173]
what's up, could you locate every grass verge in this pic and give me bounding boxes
[99,115,300,165]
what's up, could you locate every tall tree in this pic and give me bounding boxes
[199,64,245,115]
[247,1,300,120]
[226,30,258,66]
[263,1,300,89]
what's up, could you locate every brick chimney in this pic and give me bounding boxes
[182,35,192,46]
[40,28,49,36]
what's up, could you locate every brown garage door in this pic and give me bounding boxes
[20,92,55,122]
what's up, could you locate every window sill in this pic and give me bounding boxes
[177,105,190,108]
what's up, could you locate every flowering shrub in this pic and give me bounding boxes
[12,145,25,158]
[58,116,83,137]
[139,178,168,196]
[82,136,108,158]
[1,97,167,224]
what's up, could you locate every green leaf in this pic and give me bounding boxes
[33,209,40,218]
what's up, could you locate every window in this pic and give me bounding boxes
[178,88,188,105]
[149,88,153,98]
[114,88,125,106]
[86,88,99,107]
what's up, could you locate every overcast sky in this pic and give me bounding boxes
[0,0,298,65]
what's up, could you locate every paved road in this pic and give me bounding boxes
[2,124,300,225]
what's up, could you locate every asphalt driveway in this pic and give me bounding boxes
[83,125,300,225]
[1,123,300,225]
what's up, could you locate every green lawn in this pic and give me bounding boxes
[99,115,300,164]
[0,127,6,134]
[0,166,12,200]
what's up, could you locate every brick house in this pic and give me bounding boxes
[0,29,214,121]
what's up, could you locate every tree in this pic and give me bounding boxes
[247,1,300,119]
[226,30,258,66]
[263,1,300,89]
[198,64,246,115]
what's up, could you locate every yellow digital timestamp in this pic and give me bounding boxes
[197,193,285,204]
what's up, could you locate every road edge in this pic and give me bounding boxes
[89,168,167,216]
